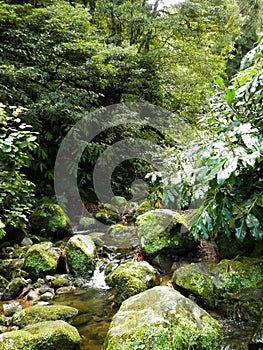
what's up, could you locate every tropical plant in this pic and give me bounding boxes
[191,36,263,240]
[0,103,38,238]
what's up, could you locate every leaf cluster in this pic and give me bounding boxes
[0,103,38,237]
[191,37,263,240]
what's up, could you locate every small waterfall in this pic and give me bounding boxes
[85,262,110,290]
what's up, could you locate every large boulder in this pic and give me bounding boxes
[66,235,96,277]
[105,261,160,305]
[172,256,263,309]
[30,203,72,240]
[103,286,223,350]
[23,242,59,279]
[136,209,194,255]
[12,304,78,328]
[0,320,81,350]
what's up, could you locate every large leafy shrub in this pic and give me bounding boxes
[0,103,38,238]
[192,36,263,240]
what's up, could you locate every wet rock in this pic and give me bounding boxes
[2,277,27,301]
[23,242,60,279]
[172,256,263,309]
[66,235,96,277]
[50,276,70,290]
[105,261,160,305]
[103,286,223,350]
[12,304,78,327]
[29,203,72,241]
[40,291,54,302]
[136,209,195,255]
[26,289,40,302]
[56,286,74,295]
[39,285,54,295]
[249,313,263,348]
[2,302,22,316]
[0,320,81,349]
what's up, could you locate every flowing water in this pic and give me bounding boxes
[53,285,116,350]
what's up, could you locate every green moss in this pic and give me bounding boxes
[136,210,188,255]
[104,315,222,350]
[67,248,95,276]
[12,305,78,328]
[23,242,58,278]
[0,320,81,350]
[106,262,159,305]
[30,203,72,239]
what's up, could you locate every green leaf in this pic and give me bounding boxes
[235,218,247,239]
[214,75,224,87]
[226,87,236,105]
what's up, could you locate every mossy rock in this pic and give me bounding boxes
[172,256,263,308]
[103,286,223,350]
[30,203,72,240]
[105,261,160,305]
[0,259,24,280]
[78,216,96,230]
[66,235,96,277]
[95,208,121,225]
[23,242,59,279]
[133,199,153,218]
[1,277,27,301]
[136,209,191,255]
[0,275,9,291]
[0,320,81,350]
[12,304,78,328]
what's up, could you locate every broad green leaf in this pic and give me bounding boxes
[214,75,224,87]
[235,218,247,239]
[205,158,227,182]
[246,213,260,229]
[226,87,236,105]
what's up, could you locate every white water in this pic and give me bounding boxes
[85,263,110,290]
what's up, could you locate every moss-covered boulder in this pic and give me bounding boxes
[103,286,223,350]
[1,278,27,301]
[12,304,78,327]
[136,209,193,255]
[105,261,160,305]
[172,256,263,309]
[95,208,121,225]
[30,203,72,240]
[23,242,59,279]
[66,235,96,277]
[0,320,81,350]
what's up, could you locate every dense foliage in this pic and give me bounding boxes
[0,0,262,242]
[0,104,37,237]
[191,36,263,240]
